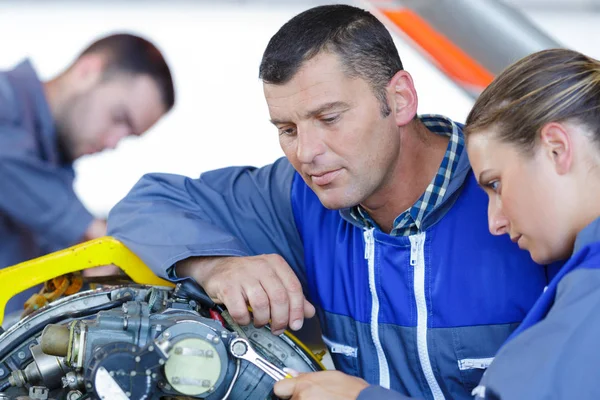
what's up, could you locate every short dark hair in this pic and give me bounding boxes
[79,33,175,111]
[259,4,403,116]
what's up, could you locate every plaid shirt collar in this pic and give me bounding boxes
[349,114,464,236]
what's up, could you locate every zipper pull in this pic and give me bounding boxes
[363,229,374,260]
[410,237,418,266]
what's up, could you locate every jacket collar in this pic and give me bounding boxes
[573,217,600,255]
[339,116,470,230]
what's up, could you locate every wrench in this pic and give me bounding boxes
[229,337,292,381]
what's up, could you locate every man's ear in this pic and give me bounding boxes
[388,70,418,126]
[539,122,573,175]
[68,53,106,92]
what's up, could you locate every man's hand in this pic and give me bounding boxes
[176,255,315,335]
[81,219,119,277]
[274,371,369,399]
[83,264,120,277]
[83,218,107,241]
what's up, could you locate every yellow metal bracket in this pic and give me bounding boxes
[0,236,174,325]
[282,330,327,371]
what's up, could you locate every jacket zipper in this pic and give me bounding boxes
[363,228,390,388]
[321,335,358,357]
[458,357,494,370]
[410,232,445,400]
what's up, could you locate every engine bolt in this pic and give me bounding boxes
[66,390,83,400]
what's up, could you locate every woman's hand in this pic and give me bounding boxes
[274,370,369,400]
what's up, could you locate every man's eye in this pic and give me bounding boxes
[278,127,297,136]
[321,114,340,124]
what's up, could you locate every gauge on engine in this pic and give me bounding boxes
[164,337,222,396]
[85,342,159,400]
[95,366,129,400]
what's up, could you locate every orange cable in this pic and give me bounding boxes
[381,8,494,90]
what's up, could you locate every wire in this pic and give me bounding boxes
[221,359,241,400]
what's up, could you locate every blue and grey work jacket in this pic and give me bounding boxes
[0,60,93,315]
[468,216,600,400]
[108,124,550,400]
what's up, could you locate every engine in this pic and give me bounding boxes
[0,283,322,400]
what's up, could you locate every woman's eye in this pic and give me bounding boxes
[488,180,500,192]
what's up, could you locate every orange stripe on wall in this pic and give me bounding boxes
[381,8,494,90]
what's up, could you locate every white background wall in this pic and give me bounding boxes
[0,1,598,217]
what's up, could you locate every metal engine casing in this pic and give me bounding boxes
[0,285,322,400]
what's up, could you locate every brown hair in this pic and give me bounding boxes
[259,5,403,117]
[79,33,175,111]
[465,48,600,153]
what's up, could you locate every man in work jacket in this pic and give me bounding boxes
[107,5,551,399]
[0,33,174,317]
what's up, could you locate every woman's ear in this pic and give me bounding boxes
[388,70,418,126]
[539,122,573,175]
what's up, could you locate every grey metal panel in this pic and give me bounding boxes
[398,0,561,75]
[504,0,600,11]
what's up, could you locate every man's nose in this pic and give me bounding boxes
[296,127,326,164]
[104,127,130,150]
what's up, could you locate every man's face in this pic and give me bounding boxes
[264,52,401,210]
[56,73,165,160]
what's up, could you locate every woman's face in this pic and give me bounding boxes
[467,128,576,264]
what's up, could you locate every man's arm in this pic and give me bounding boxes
[82,218,122,277]
[0,153,94,253]
[107,157,303,276]
[107,157,313,333]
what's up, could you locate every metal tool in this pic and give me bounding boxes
[229,337,291,381]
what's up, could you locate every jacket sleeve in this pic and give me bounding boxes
[357,386,417,400]
[107,157,305,281]
[0,144,94,253]
[476,266,600,399]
